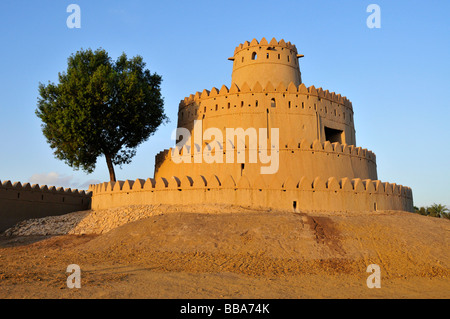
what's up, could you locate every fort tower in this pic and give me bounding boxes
[89,38,413,213]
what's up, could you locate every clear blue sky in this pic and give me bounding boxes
[0,0,448,207]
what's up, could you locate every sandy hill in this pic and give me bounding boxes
[0,204,448,298]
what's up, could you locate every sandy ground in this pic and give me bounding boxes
[0,205,448,299]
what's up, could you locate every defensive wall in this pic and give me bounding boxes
[0,180,92,232]
[89,174,413,213]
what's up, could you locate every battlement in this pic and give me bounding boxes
[232,37,299,56]
[0,180,92,232]
[89,174,413,213]
[156,139,375,164]
[178,82,352,110]
[1,180,92,197]
[91,174,410,195]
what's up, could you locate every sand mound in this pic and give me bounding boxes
[3,204,269,236]
[0,205,448,298]
[73,208,449,278]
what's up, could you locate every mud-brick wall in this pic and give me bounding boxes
[0,180,92,232]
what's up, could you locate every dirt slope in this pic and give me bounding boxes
[0,206,448,298]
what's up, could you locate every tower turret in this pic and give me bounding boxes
[229,37,304,88]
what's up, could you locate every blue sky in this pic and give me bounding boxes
[0,0,448,207]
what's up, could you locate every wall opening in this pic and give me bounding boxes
[324,127,344,143]
[271,98,276,108]
[374,202,377,211]
[293,201,297,211]
[251,52,257,60]
[241,163,245,176]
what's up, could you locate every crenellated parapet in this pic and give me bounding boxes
[89,174,413,213]
[178,82,353,112]
[158,139,375,161]
[0,180,92,232]
[90,174,411,195]
[232,37,299,56]
[0,180,91,202]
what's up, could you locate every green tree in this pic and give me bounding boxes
[428,203,449,219]
[36,48,167,182]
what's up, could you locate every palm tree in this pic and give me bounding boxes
[428,204,449,219]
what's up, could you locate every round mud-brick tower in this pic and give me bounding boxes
[229,37,303,88]
[90,37,414,213]
[155,37,375,183]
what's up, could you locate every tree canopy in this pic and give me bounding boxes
[413,203,450,219]
[36,48,167,182]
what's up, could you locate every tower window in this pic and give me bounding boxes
[271,98,276,108]
[324,126,343,144]
[255,100,258,107]
[287,55,290,62]
[266,53,269,59]
[251,52,257,60]
[278,54,280,59]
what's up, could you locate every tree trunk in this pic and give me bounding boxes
[105,154,116,182]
